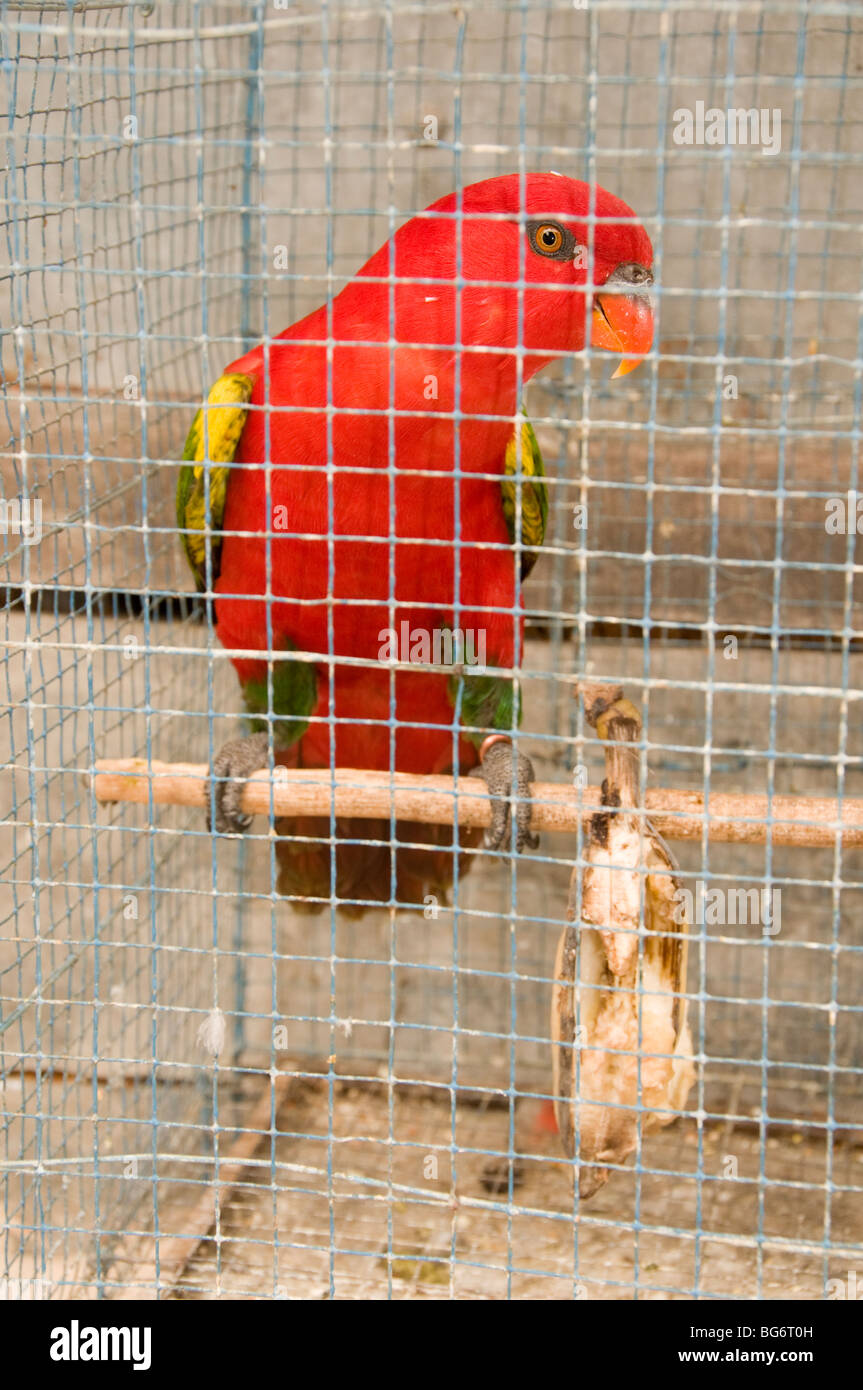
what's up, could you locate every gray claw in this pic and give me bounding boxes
[209,731,271,834]
[469,740,539,855]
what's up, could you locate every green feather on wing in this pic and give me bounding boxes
[448,416,548,744]
[176,372,255,590]
[500,413,549,583]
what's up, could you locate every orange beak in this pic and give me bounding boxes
[591,287,654,378]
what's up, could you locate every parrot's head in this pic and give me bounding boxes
[403,172,654,378]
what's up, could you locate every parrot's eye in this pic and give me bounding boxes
[535,223,563,253]
[526,220,573,261]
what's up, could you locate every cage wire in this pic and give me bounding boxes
[1,0,862,1301]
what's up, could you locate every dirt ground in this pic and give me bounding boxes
[77,1076,860,1301]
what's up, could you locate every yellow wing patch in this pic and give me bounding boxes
[501,415,549,581]
[176,373,255,590]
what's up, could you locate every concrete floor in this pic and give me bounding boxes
[93,1078,863,1301]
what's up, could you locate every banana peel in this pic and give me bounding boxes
[552,684,694,1198]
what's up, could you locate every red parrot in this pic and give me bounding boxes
[177,173,653,911]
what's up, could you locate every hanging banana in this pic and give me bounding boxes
[552,684,694,1199]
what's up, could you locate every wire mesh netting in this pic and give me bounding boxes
[1,0,862,1300]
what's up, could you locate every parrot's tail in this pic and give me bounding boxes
[273,815,482,916]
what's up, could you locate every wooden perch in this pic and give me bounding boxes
[86,758,863,849]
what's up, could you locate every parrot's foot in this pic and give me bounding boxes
[208,731,271,834]
[469,736,539,855]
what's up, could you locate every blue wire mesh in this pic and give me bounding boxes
[1,0,861,1299]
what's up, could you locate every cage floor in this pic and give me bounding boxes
[86,1078,861,1300]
